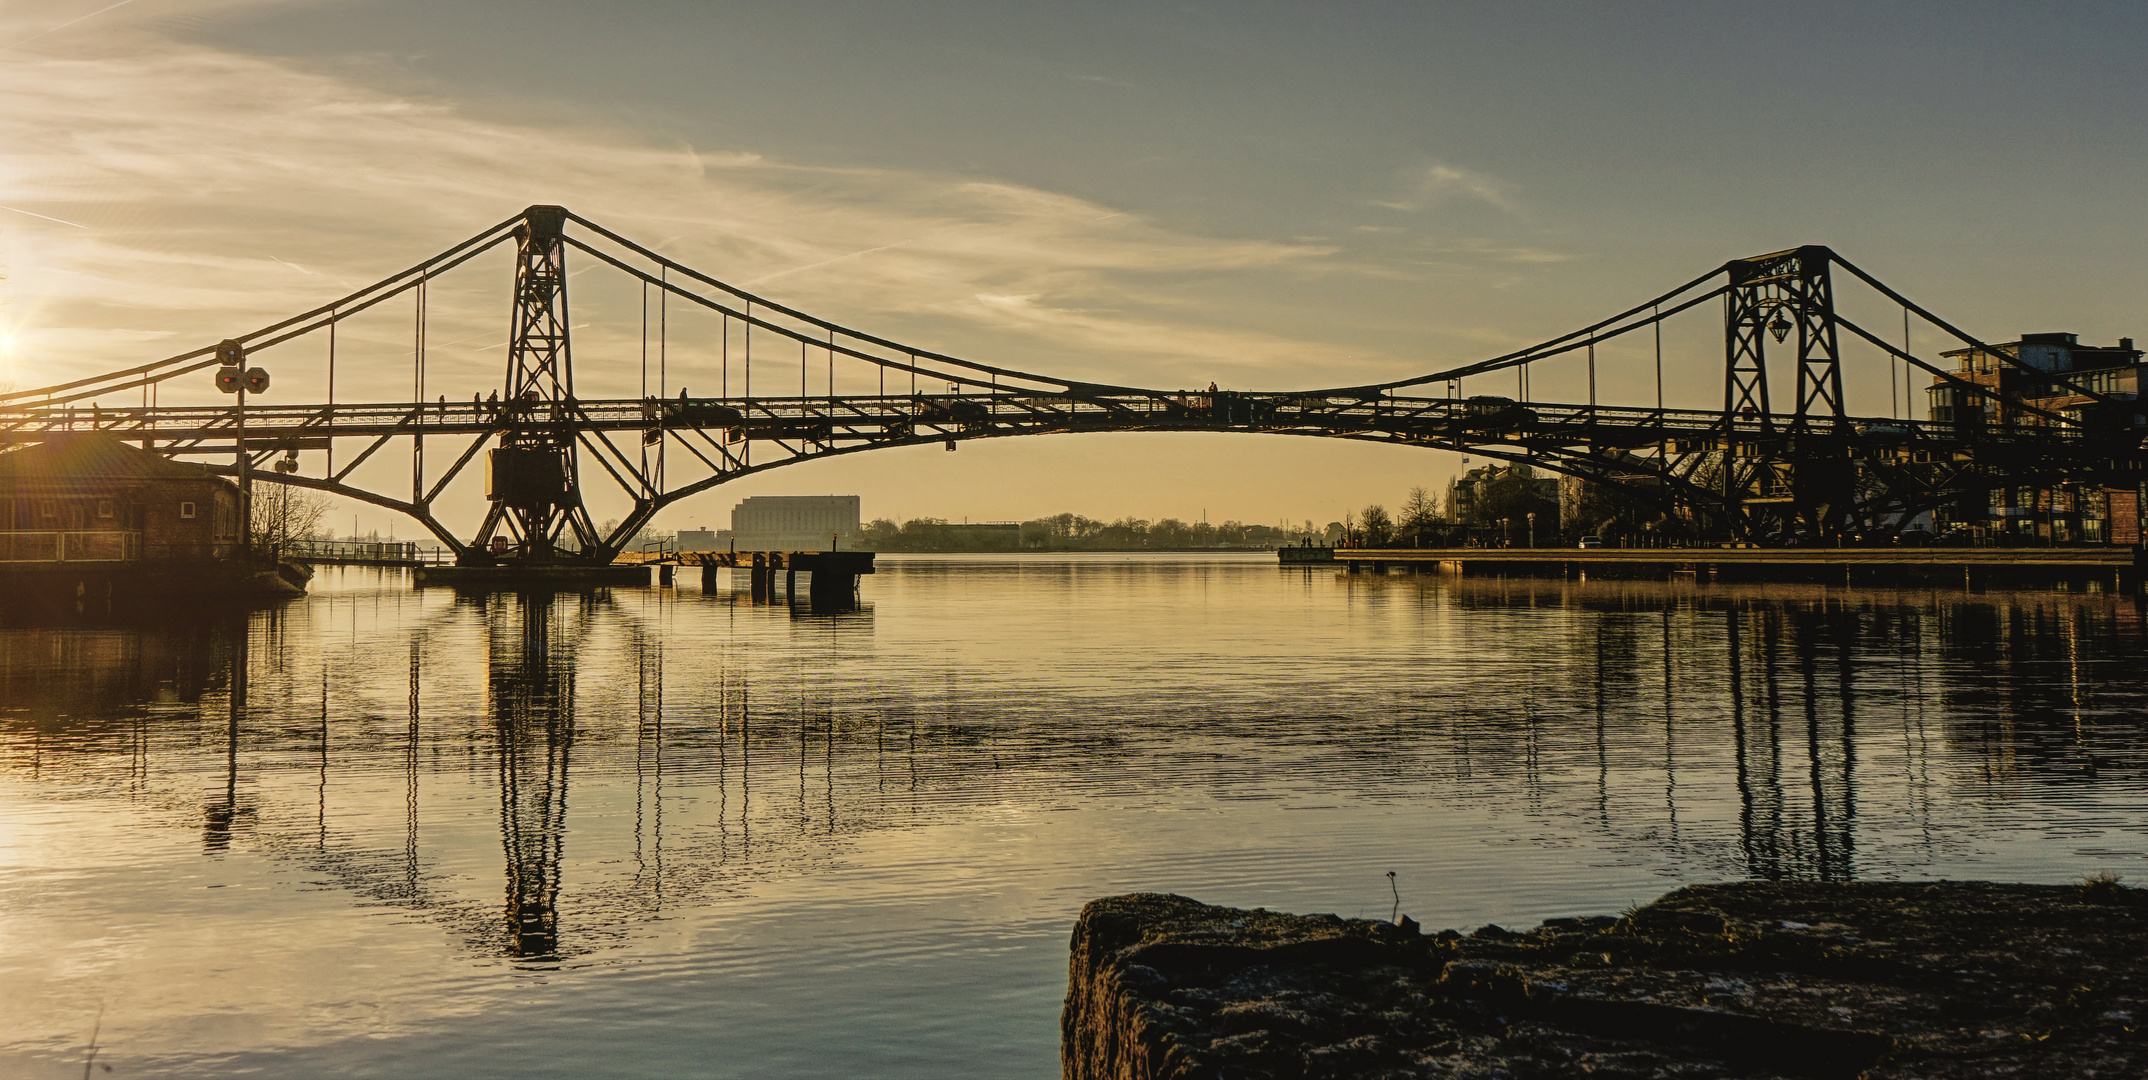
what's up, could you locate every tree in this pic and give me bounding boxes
[250,484,332,549]
[1359,504,1393,546]
[1399,485,1438,543]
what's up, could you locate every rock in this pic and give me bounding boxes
[1062,881,2147,1079]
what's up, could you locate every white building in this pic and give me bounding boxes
[723,495,861,551]
[675,528,723,551]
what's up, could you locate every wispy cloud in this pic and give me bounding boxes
[1370,163,1521,215]
[0,23,1380,399]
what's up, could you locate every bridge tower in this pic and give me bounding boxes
[1720,245,1851,538]
[470,206,603,565]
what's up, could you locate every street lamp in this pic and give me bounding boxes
[1526,511,1536,549]
[1500,516,1510,548]
[213,339,270,556]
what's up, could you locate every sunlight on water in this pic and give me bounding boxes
[3,554,2145,1077]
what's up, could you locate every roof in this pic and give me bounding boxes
[0,434,228,490]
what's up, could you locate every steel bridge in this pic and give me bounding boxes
[4,205,2141,564]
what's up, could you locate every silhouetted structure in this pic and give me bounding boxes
[5,222,2145,556]
[1928,332,2147,542]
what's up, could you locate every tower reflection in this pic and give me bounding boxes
[489,591,578,960]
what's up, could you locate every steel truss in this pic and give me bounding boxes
[3,207,2143,554]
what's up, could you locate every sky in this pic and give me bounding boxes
[3,0,2146,535]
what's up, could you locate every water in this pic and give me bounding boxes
[3,554,2145,1078]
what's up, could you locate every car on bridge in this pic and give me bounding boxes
[1462,395,1536,428]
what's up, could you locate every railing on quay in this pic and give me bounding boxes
[0,529,141,563]
[280,538,453,565]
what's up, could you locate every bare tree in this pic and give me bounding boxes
[250,484,331,548]
[1399,485,1439,542]
[1359,504,1393,546]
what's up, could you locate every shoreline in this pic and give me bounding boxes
[1064,881,2144,1079]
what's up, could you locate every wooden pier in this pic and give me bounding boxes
[680,550,876,609]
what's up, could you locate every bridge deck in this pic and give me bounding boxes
[0,394,2075,456]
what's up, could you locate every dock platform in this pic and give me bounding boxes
[413,563,651,589]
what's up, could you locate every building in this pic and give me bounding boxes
[675,528,722,551]
[1928,332,2145,430]
[1445,462,1559,544]
[0,434,242,564]
[725,495,861,551]
[1927,332,2147,543]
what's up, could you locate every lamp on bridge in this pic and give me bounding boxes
[211,338,271,557]
[1767,313,1793,343]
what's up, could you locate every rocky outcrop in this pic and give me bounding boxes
[1063,881,2145,1079]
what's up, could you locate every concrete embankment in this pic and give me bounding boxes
[1063,881,2144,1079]
[1314,546,2143,588]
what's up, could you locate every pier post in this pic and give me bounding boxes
[809,569,859,611]
[702,564,719,591]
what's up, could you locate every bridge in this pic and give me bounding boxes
[3,205,2141,566]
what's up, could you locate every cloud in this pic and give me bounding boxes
[1371,163,1521,215]
[0,18,1383,401]
[0,0,138,52]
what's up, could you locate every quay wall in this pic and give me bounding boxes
[1307,546,2144,587]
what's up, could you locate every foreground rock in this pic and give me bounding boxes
[1063,881,2144,1079]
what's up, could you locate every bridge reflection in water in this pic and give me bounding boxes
[0,569,2143,964]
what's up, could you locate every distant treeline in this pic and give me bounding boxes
[856,513,1314,552]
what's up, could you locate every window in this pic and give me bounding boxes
[179,501,197,520]
[97,500,114,519]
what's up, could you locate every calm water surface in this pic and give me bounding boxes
[4,554,2146,1077]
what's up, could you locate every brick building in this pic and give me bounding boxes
[1926,332,2146,543]
[0,434,243,565]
